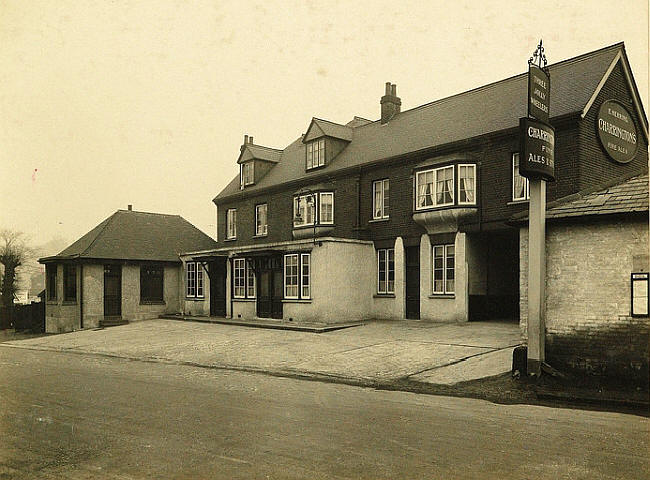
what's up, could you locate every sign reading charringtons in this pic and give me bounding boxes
[519,117,555,181]
[597,99,638,164]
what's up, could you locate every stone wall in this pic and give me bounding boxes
[520,218,649,383]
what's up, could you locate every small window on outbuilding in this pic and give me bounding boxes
[140,265,164,303]
[63,265,77,302]
[631,273,649,317]
[46,264,57,301]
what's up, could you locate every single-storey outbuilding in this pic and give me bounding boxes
[39,207,218,332]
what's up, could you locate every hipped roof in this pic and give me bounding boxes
[40,210,218,263]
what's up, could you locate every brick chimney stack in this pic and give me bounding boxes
[380,82,401,124]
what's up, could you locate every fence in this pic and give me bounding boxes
[0,302,45,332]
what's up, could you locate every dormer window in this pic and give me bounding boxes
[240,162,254,188]
[306,138,325,170]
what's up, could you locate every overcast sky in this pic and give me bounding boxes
[1,0,648,247]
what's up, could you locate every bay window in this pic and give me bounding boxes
[293,192,334,227]
[458,164,476,205]
[416,165,455,209]
[432,245,455,295]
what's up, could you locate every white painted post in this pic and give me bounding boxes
[527,179,546,375]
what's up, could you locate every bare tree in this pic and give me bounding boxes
[0,230,36,312]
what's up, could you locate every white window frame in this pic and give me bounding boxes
[196,264,204,298]
[306,138,325,169]
[284,254,299,299]
[186,262,196,297]
[226,209,237,239]
[240,162,254,188]
[432,244,455,295]
[458,164,476,205]
[631,273,649,317]
[377,248,395,294]
[415,165,455,210]
[246,261,256,298]
[373,179,390,219]
[512,153,530,201]
[255,203,268,236]
[301,253,311,299]
[293,194,316,227]
[233,258,246,298]
[319,192,334,225]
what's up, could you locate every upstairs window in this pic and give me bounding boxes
[240,162,254,188]
[141,265,164,303]
[293,192,334,227]
[226,209,237,239]
[458,164,476,205]
[373,179,390,219]
[306,138,325,169]
[255,204,268,236]
[416,165,454,210]
[512,153,530,201]
[46,265,57,301]
[63,265,77,302]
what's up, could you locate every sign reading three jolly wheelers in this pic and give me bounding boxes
[520,40,554,377]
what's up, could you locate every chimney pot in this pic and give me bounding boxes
[244,134,249,144]
[249,136,253,144]
[391,84,397,96]
[127,204,132,211]
[385,82,391,95]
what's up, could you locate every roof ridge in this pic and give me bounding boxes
[79,211,118,257]
[117,209,181,217]
[248,144,283,152]
[355,42,624,127]
[312,117,351,128]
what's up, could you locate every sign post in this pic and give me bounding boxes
[521,40,554,376]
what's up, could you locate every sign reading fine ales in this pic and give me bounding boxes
[519,117,555,181]
[597,99,638,164]
[528,64,550,123]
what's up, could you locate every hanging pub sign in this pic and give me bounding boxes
[519,117,555,181]
[597,99,638,164]
[528,64,550,123]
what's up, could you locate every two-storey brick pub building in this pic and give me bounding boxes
[183,43,648,350]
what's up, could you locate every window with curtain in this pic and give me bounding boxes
[458,164,476,204]
[512,153,530,201]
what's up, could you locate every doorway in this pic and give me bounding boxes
[209,259,226,317]
[103,264,121,317]
[256,256,283,319]
[405,246,420,319]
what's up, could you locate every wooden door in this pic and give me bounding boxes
[256,257,283,319]
[104,265,121,317]
[209,259,226,317]
[405,247,420,319]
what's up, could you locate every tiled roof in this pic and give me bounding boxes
[306,118,353,142]
[237,144,282,164]
[215,43,626,203]
[40,210,218,263]
[544,173,648,220]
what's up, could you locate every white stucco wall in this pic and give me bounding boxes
[121,264,181,321]
[420,232,469,322]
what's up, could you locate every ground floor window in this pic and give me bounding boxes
[140,265,164,302]
[377,248,395,294]
[233,258,255,299]
[46,264,57,301]
[284,253,310,299]
[186,262,204,298]
[63,265,76,302]
[631,273,649,316]
[433,245,455,294]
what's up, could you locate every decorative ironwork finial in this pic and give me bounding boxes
[528,39,548,70]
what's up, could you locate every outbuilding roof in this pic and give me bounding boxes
[39,209,218,263]
[215,43,644,204]
[544,173,648,220]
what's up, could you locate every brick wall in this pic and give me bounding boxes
[520,218,649,383]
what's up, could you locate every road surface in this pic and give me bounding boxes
[0,347,647,479]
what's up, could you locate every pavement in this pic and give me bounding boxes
[1,318,522,389]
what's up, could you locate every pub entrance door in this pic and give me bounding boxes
[256,256,283,319]
[104,264,122,317]
[208,259,226,317]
